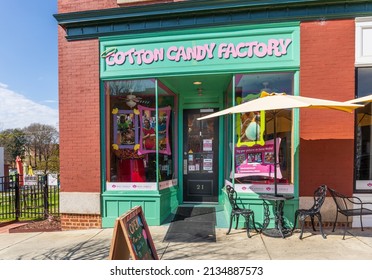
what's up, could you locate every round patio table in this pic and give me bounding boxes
[259,194,294,238]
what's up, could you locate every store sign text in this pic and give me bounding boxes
[104,38,292,66]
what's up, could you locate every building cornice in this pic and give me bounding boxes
[54,0,372,40]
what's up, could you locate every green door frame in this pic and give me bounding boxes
[177,87,225,204]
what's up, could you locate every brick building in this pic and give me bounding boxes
[55,0,372,230]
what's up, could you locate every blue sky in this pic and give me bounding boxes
[0,1,58,131]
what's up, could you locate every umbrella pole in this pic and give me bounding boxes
[273,111,278,196]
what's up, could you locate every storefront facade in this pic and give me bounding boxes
[55,0,372,230]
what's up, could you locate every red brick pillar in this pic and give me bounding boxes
[299,19,355,196]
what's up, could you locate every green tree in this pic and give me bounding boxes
[0,129,27,166]
[23,123,59,173]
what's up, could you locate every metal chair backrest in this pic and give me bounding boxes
[329,188,349,211]
[225,185,239,210]
[310,185,327,212]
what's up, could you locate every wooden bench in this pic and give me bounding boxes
[329,188,372,239]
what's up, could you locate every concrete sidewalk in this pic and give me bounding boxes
[1,224,372,260]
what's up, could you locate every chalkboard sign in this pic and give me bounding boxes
[109,206,159,260]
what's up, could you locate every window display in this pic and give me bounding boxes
[235,138,282,181]
[113,110,138,148]
[105,79,176,187]
[355,68,372,191]
[233,73,294,185]
[138,105,171,155]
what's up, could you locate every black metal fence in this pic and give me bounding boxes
[0,174,59,222]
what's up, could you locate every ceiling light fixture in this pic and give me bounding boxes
[193,81,202,85]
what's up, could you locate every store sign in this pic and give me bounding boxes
[24,175,38,186]
[237,183,294,195]
[103,39,292,66]
[225,180,294,195]
[100,25,299,77]
[48,173,59,186]
[356,180,372,191]
[106,182,157,191]
[159,179,178,190]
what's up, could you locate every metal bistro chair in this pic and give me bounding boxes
[329,188,372,239]
[225,185,259,238]
[292,185,327,239]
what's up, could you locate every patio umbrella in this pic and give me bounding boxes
[198,92,363,196]
[346,94,372,126]
[346,94,372,104]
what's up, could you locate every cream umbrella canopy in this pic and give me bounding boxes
[346,94,372,127]
[346,94,372,104]
[198,92,364,196]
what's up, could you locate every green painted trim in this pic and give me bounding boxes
[101,187,179,200]
[102,196,160,227]
[99,81,106,205]
[155,80,159,185]
[177,109,184,203]
[293,71,300,199]
[218,90,225,201]
[100,21,299,42]
[55,1,372,41]
[177,90,225,203]
[232,75,236,188]
[100,23,300,79]
[102,190,161,196]
[229,71,300,197]
[101,185,179,227]
[159,186,180,223]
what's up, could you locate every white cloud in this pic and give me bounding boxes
[0,83,58,131]
[43,99,58,104]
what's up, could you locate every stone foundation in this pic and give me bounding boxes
[61,213,102,230]
[303,221,351,228]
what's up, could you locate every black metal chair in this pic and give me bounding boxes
[225,185,258,238]
[329,188,372,239]
[292,185,327,239]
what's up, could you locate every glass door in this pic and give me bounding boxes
[183,109,219,202]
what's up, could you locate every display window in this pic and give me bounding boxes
[105,79,177,187]
[232,73,294,188]
[138,105,171,155]
[355,68,372,191]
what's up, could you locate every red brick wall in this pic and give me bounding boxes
[58,26,101,193]
[61,214,101,230]
[57,3,358,199]
[58,0,185,13]
[299,19,355,196]
[58,0,117,13]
